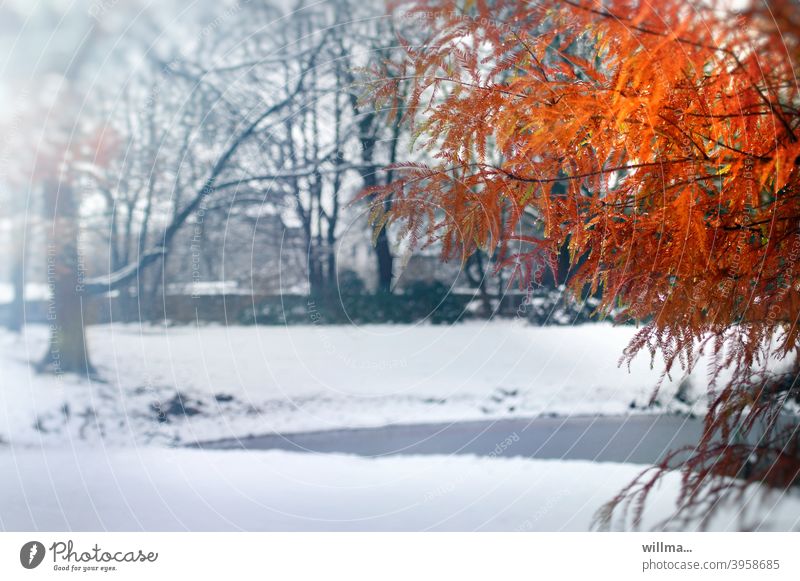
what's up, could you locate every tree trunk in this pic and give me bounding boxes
[466,252,494,318]
[7,218,25,332]
[308,251,326,299]
[327,245,337,292]
[39,182,94,376]
[146,254,167,323]
[374,226,393,294]
[359,155,393,294]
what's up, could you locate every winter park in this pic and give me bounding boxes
[2,0,800,542]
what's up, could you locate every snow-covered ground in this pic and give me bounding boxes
[1,321,709,446]
[3,447,797,531]
[5,321,797,532]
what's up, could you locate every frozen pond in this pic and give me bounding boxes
[192,414,704,465]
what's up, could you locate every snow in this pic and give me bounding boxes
[0,282,51,304]
[0,321,710,446]
[2,447,796,531]
[165,281,250,296]
[1,322,798,532]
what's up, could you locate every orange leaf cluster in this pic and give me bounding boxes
[370,0,800,381]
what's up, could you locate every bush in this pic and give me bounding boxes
[245,275,470,325]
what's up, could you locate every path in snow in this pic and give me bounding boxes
[191,414,704,465]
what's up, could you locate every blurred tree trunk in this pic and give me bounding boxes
[465,252,494,318]
[374,227,393,294]
[39,181,94,375]
[373,86,404,295]
[33,15,99,375]
[357,138,394,294]
[7,213,26,332]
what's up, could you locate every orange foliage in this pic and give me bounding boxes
[370,0,800,379]
[368,0,800,527]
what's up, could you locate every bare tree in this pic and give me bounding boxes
[81,4,328,298]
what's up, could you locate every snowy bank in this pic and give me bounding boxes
[1,322,707,446]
